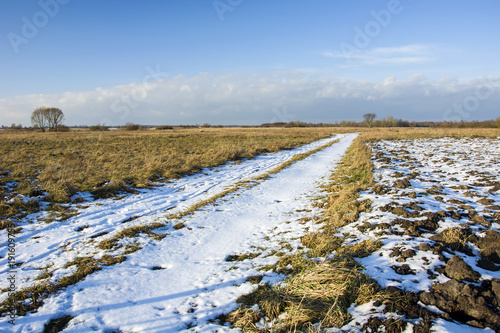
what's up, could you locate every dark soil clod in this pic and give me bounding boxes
[420,279,500,331]
[444,255,481,282]
[42,315,74,333]
[393,178,412,189]
[475,230,500,264]
[392,264,416,275]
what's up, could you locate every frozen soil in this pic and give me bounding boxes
[333,136,500,332]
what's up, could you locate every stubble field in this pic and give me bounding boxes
[0,127,343,216]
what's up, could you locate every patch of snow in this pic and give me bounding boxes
[431,319,495,333]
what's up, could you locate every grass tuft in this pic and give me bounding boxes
[227,259,380,331]
[336,239,383,259]
[226,252,261,262]
[97,222,166,250]
[0,255,126,316]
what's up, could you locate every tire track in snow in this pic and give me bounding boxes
[5,133,358,332]
[0,136,339,299]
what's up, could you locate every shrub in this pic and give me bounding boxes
[50,125,70,132]
[89,125,109,131]
[123,123,141,131]
[156,125,173,130]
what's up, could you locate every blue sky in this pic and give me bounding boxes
[1,0,499,126]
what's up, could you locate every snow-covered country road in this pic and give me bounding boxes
[1,135,343,293]
[1,133,358,332]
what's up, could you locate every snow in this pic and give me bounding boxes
[334,136,500,333]
[431,319,495,333]
[0,135,340,294]
[354,137,500,293]
[1,133,358,332]
[2,135,499,332]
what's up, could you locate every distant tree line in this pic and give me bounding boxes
[261,114,500,129]
[438,118,500,128]
[2,107,499,130]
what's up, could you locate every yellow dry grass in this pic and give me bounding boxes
[228,258,380,332]
[0,127,339,211]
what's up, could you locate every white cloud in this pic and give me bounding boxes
[323,44,448,65]
[0,72,498,126]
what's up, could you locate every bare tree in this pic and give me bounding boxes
[363,113,376,128]
[45,107,65,130]
[31,107,65,131]
[31,107,48,131]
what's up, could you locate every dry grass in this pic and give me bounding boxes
[336,239,383,259]
[5,127,494,328]
[281,259,380,329]
[323,136,374,227]
[97,222,166,250]
[430,227,473,254]
[300,232,343,258]
[227,259,380,332]
[15,132,338,315]
[0,127,339,220]
[224,308,262,332]
[0,198,39,220]
[296,135,376,263]
[0,255,125,316]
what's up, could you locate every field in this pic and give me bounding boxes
[337,133,500,332]
[0,127,499,332]
[0,127,343,215]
